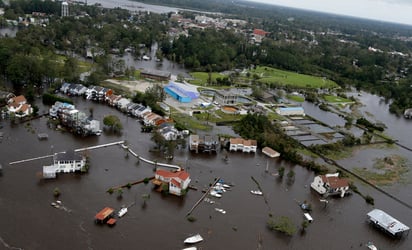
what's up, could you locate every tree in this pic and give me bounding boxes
[142,193,150,208]
[278,167,285,179]
[53,187,61,197]
[103,115,123,133]
[151,130,165,149]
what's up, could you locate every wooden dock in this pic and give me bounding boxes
[186,177,221,216]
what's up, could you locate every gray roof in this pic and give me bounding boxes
[141,69,171,78]
[367,209,410,236]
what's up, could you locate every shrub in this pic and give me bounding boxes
[267,216,296,236]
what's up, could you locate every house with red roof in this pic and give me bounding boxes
[310,173,349,198]
[7,95,32,117]
[251,28,270,44]
[153,169,191,196]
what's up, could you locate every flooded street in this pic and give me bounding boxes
[0,96,411,250]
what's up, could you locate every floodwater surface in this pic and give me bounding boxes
[0,97,411,250]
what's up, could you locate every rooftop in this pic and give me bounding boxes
[367,209,410,236]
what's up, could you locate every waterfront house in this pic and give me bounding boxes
[189,134,219,153]
[106,93,122,107]
[242,139,257,153]
[229,137,257,153]
[7,95,32,117]
[153,169,191,196]
[43,150,86,178]
[310,173,349,198]
[116,98,131,112]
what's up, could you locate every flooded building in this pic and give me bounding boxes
[229,138,257,153]
[367,209,410,237]
[152,169,191,196]
[49,102,101,136]
[310,173,349,198]
[43,150,87,179]
[189,134,219,153]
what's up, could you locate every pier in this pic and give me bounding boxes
[121,144,181,171]
[186,177,221,216]
[9,141,125,165]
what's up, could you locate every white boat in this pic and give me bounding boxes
[215,208,226,214]
[118,207,128,217]
[182,247,197,250]
[210,190,222,198]
[251,190,263,195]
[366,242,378,250]
[184,234,203,244]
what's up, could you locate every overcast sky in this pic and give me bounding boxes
[248,0,412,26]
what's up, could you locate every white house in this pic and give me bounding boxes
[116,98,131,111]
[229,138,244,151]
[242,139,257,153]
[229,138,257,153]
[43,150,86,178]
[310,173,349,198]
[7,95,32,117]
[153,169,191,196]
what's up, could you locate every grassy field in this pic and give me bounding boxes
[323,95,352,103]
[189,72,226,85]
[250,66,338,89]
[171,111,213,131]
[287,94,305,102]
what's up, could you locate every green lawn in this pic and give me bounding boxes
[250,66,338,89]
[323,95,352,103]
[189,72,226,86]
[287,94,305,102]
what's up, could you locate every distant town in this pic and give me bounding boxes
[1,0,412,249]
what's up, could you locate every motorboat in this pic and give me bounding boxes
[215,208,226,214]
[210,190,222,198]
[182,247,197,250]
[366,242,378,250]
[184,234,203,244]
[250,190,263,195]
[118,207,128,217]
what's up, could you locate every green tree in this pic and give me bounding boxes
[103,115,123,133]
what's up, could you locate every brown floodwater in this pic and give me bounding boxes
[0,97,411,250]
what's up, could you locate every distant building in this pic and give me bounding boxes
[310,173,349,198]
[153,169,191,196]
[61,2,69,17]
[140,69,171,81]
[164,82,199,103]
[214,89,237,105]
[276,106,305,116]
[7,95,32,117]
